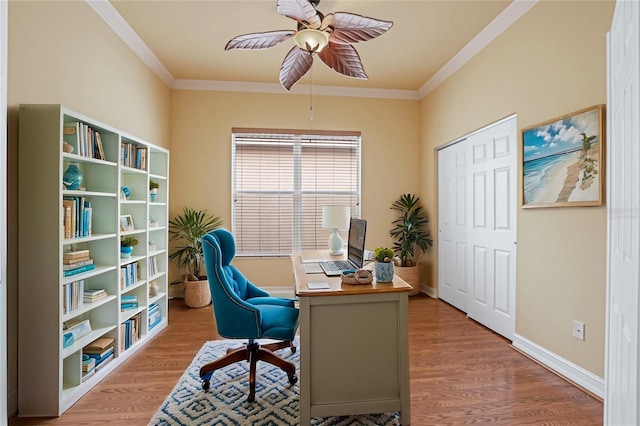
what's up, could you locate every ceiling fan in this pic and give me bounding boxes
[225,0,393,91]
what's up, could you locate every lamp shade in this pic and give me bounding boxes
[294,29,330,53]
[322,205,350,231]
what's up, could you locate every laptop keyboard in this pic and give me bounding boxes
[321,260,353,271]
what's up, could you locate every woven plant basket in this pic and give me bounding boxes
[394,265,421,296]
[183,276,211,308]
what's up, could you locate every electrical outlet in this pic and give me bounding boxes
[573,320,585,341]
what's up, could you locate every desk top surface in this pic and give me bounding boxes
[292,250,412,297]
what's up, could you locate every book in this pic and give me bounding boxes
[63,249,90,260]
[63,255,90,265]
[62,199,75,239]
[120,302,139,311]
[81,368,95,382]
[82,355,96,372]
[121,294,137,303]
[63,258,93,270]
[63,264,95,277]
[84,336,115,352]
[63,318,92,341]
[94,353,114,371]
[84,345,114,360]
[95,132,105,160]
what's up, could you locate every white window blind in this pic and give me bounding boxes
[232,129,361,256]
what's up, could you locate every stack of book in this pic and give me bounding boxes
[121,294,138,311]
[83,337,115,373]
[120,262,139,289]
[63,249,95,277]
[81,355,96,381]
[83,288,107,304]
[148,303,162,331]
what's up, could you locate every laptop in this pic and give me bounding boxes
[320,218,367,276]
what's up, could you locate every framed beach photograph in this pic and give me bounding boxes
[522,104,605,208]
[120,214,135,231]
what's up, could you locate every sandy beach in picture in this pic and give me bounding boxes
[524,143,599,204]
[522,106,602,206]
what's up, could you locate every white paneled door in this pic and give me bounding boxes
[438,140,470,312]
[438,116,517,340]
[605,1,639,424]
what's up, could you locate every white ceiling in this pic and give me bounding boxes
[96,0,535,98]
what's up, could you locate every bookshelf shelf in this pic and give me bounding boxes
[18,104,169,417]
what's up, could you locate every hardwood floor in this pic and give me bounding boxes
[9,295,603,425]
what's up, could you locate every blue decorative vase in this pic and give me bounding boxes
[375,261,394,283]
[121,245,133,259]
[63,163,83,190]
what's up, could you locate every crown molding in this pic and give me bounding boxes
[418,0,538,98]
[172,79,420,100]
[88,0,536,100]
[86,0,175,87]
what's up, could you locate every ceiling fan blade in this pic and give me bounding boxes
[225,30,295,50]
[328,12,393,44]
[279,47,313,90]
[318,43,367,79]
[277,0,321,29]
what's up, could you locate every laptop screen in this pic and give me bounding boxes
[347,218,367,268]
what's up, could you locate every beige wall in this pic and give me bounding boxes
[7,0,171,414]
[169,90,421,286]
[421,1,614,377]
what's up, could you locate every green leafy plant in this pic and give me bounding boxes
[169,206,223,279]
[149,179,160,190]
[373,247,394,263]
[121,236,139,247]
[390,193,432,267]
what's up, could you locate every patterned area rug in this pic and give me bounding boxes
[149,337,400,425]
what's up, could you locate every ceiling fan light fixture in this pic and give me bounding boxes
[294,28,329,53]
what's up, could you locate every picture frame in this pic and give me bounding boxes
[522,104,605,208]
[120,215,134,231]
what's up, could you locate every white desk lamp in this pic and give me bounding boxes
[322,205,350,255]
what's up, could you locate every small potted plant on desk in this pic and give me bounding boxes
[169,206,223,308]
[373,247,395,283]
[121,236,139,259]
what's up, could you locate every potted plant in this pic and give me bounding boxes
[168,206,223,308]
[389,194,433,295]
[373,247,395,283]
[149,179,160,202]
[120,236,139,259]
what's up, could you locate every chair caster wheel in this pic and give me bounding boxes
[289,374,298,385]
[202,380,210,391]
[290,346,297,354]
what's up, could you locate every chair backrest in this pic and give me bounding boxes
[202,229,262,339]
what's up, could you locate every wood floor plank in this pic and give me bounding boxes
[9,295,603,425]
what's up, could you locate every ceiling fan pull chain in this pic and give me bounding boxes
[309,69,313,121]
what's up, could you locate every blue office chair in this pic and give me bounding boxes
[200,228,299,402]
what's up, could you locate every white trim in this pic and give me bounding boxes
[512,333,604,398]
[172,79,419,100]
[1,0,8,420]
[418,0,538,98]
[85,0,175,87]
[420,283,437,299]
[88,0,535,100]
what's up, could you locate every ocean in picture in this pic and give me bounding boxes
[523,148,581,204]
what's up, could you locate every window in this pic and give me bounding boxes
[232,129,361,256]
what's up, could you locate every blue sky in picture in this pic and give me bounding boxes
[523,108,599,162]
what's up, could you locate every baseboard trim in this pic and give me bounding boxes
[420,284,437,298]
[512,333,604,398]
